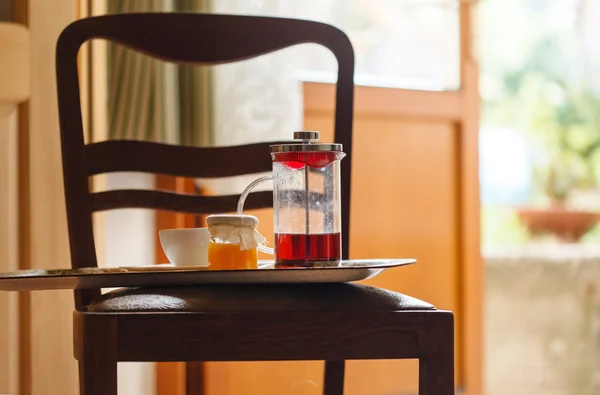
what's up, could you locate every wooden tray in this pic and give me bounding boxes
[0,259,415,291]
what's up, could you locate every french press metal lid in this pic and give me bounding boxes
[270,131,343,153]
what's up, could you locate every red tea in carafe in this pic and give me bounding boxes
[275,232,341,267]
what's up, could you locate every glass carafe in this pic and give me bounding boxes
[238,131,346,268]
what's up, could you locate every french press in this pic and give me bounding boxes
[237,131,346,267]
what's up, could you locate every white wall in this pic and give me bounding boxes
[103,172,157,395]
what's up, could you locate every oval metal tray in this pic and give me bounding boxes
[0,259,416,291]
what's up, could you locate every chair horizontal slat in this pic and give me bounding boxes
[90,190,273,214]
[86,140,283,177]
[113,310,437,362]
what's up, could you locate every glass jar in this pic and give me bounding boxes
[206,214,265,270]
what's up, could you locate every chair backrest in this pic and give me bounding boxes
[56,13,355,309]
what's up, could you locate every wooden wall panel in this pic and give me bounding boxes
[309,113,460,395]
[27,1,79,394]
[313,116,459,311]
[205,360,323,395]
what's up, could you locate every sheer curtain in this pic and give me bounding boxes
[107,0,213,146]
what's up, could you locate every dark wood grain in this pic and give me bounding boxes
[323,361,345,395]
[73,308,454,394]
[185,362,204,395]
[74,313,118,395]
[86,140,282,178]
[419,313,454,395]
[59,14,354,66]
[55,12,453,395]
[112,311,440,361]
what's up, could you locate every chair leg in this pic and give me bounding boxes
[418,314,454,395]
[75,313,118,395]
[78,353,117,395]
[185,362,204,395]
[323,360,345,395]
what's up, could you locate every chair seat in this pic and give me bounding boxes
[88,283,435,313]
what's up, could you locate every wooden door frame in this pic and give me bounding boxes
[458,2,483,395]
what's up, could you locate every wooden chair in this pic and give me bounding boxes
[55,13,454,395]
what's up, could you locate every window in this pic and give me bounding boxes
[479,0,600,245]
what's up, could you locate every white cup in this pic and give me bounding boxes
[158,228,210,267]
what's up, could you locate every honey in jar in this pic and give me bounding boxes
[208,242,257,270]
[206,214,264,270]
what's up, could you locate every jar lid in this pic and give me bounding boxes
[270,131,342,153]
[206,214,258,228]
